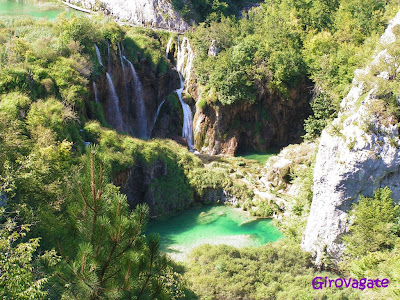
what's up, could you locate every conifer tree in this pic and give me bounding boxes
[56,150,169,299]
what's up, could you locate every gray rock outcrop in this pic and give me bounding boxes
[301,10,400,263]
[208,40,219,57]
[69,0,189,32]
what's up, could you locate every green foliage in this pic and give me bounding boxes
[185,240,357,299]
[196,97,207,110]
[56,151,174,299]
[49,55,90,108]
[124,28,169,73]
[188,168,231,199]
[303,92,338,140]
[58,14,100,50]
[359,41,400,126]
[0,208,60,300]
[172,0,261,23]
[340,187,400,299]
[343,187,400,258]
[190,0,397,138]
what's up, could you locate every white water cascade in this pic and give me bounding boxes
[94,44,103,67]
[177,37,194,92]
[175,36,194,151]
[93,82,99,103]
[166,37,173,59]
[149,99,165,138]
[106,72,124,131]
[118,42,125,73]
[107,42,111,71]
[123,56,148,139]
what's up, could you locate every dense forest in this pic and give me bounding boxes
[1,0,400,299]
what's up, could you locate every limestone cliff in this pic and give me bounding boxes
[301,10,400,263]
[193,80,312,155]
[69,0,189,32]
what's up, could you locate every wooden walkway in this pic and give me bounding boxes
[61,1,93,14]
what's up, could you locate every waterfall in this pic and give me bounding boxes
[118,42,125,73]
[123,56,148,139]
[94,44,103,66]
[106,72,124,131]
[175,36,194,151]
[166,37,173,59]
[149,99,165,138]
[118,42,129,113]
[107,41,111,71]
[177,37,194,86]
[93,81,99,103]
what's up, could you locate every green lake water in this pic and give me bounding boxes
[147,205,283,260]
[0,0,78,18]
[239,150,280,165]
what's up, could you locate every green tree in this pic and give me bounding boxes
[0,208,59,299]
[56,151,170,299]
[343,187,400,258]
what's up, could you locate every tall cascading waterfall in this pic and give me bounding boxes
[175,36,194,151]
[93,82,99,103]
[107,41,111,71]
[94,44,103,67]
[149,99,165,138]
[166,37,173,59]
[118,42,129,117]
[123,56,148,139]
[106,72,124,131]
[93,44,101,103]
[118,42,125,74]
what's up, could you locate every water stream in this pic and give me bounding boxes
[149,99,165,138]
[94,44,103,67]
[165,36,173,59]
[93,81,99,103]
[123,56,148,139]
[175,36,194,151]
[106,72,124,131]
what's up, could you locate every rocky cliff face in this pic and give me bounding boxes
[114,157,194,216]
[193,80,312,155]
[90,44,180,139]
[301,10,400,263]
[70,0,189,32]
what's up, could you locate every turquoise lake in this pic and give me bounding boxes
[0,0,79,18]
[147,205,283,260]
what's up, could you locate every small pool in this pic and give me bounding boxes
[147,205,283,260]
[0,0,80,19]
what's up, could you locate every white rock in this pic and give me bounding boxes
[70,0,189,32]
[302,10,400,262]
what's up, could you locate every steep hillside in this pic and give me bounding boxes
[302,10,400,263]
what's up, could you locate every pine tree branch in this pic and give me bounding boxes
[137,244,155,298]
[121,260,133,290]
[81,251,86,276]
[90,152,96,206]
[98,226,121,286]
[94,224,104,259]
[114,210,145,260]
[78,181,95,212]
[57,238,64,257]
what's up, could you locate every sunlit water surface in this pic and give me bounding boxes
[147,205,283,260]
[0,0,79,18]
